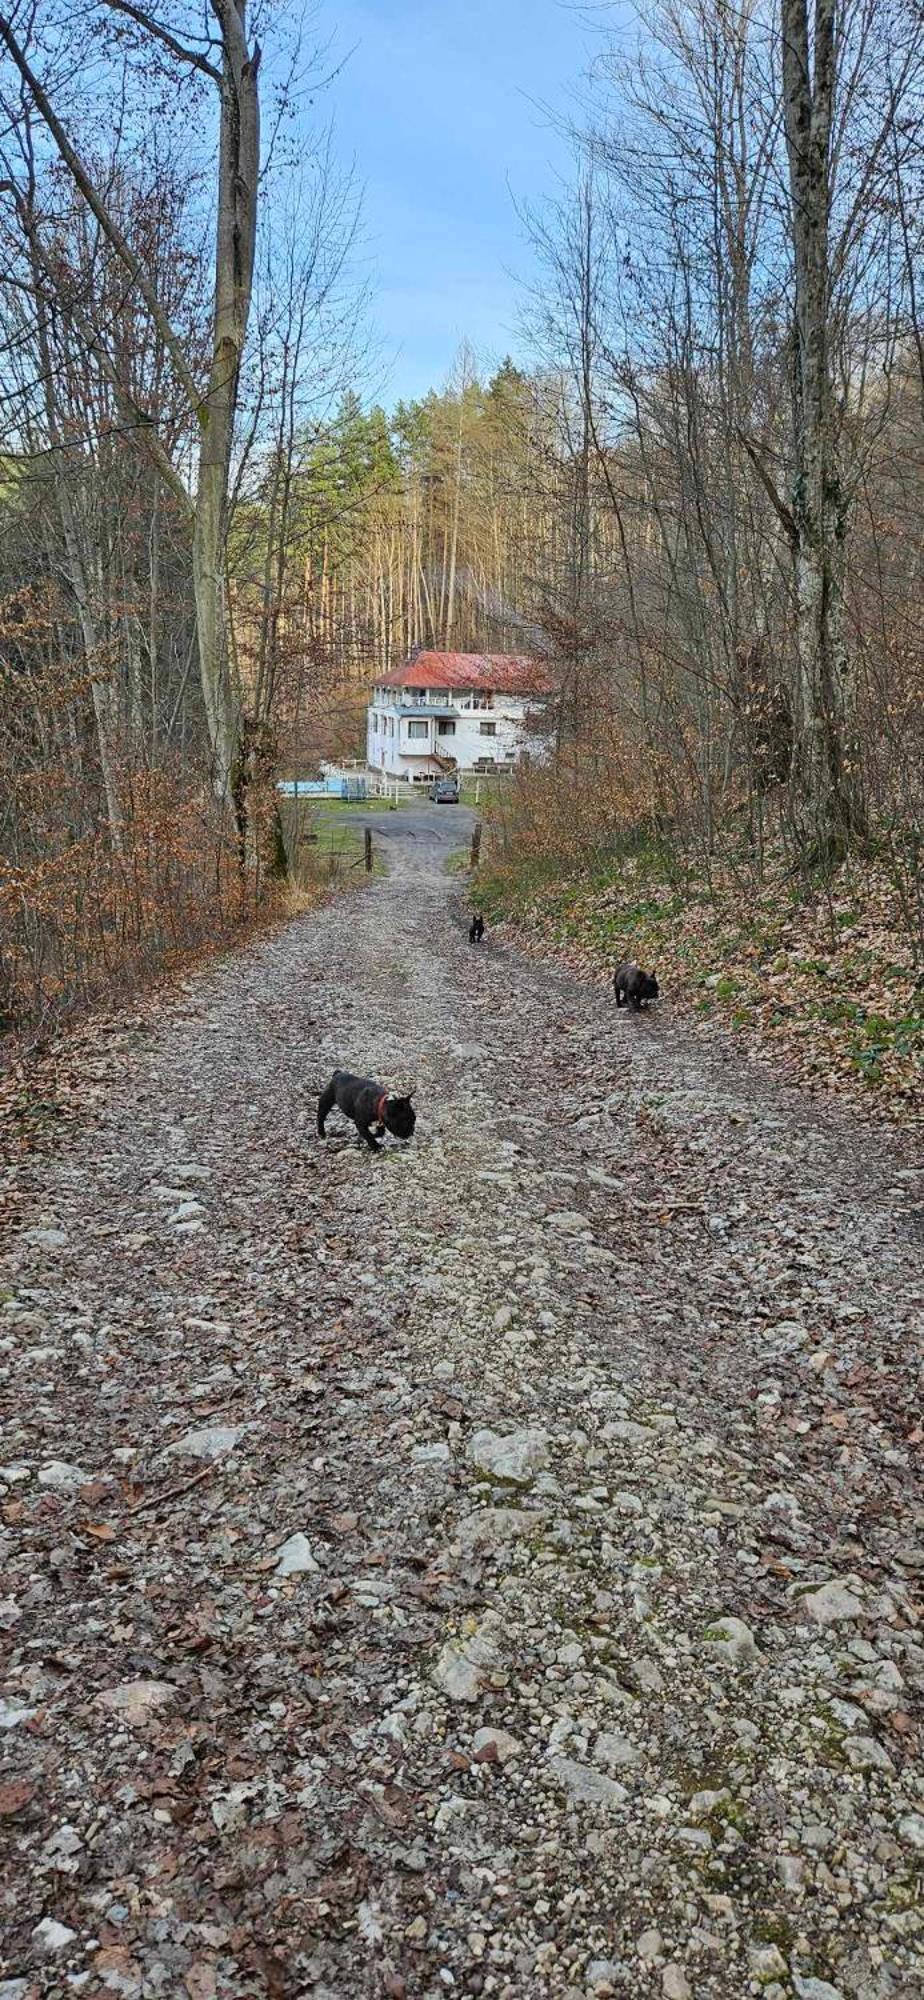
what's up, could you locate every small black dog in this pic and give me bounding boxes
[614,960,659,1010]
[469,912,485,944]
[317,1070,416,1153]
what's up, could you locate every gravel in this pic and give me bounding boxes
[1,816,923,1997]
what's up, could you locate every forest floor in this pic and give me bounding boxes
[474,848,924,1131]
[2,809,923,2000]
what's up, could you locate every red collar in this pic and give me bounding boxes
[374,1092,388,1123]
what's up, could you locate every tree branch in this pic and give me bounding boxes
[0,10,204,422]
[737,431,799,549]
[102,0,222,85]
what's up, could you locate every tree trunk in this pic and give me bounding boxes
[193,0,260,802]
[781,0,861,857]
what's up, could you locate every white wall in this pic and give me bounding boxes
[366,690,552,780]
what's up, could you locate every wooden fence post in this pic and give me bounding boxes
[470,822,482,869]
[364,826,373,873]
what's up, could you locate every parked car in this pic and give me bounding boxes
[429,777,460,803]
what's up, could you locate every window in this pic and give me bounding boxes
[429,689,449,705]
[472,691,493,710]
[479,720,497,737]
[407,720,428,739]
[437,719,456,736]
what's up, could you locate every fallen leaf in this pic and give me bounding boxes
[0,1776,35,1815]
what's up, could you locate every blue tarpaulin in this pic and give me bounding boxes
[277,774,367,799]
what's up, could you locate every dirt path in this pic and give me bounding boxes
[2,814,923,2000]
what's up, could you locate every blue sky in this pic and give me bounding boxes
[324,0,603,406]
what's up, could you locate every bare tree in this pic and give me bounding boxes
[0,0,261,812]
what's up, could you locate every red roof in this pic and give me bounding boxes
[377,651,554,696]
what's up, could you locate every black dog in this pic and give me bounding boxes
[614,961,659,1010]
[469,913,485,944]
[317,1070,416,1153]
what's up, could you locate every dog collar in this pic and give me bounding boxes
[374,1092,388,1123]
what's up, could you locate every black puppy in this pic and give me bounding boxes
[614,960,659,1010]
[317,1070,416,1153]
[469,912,485,944]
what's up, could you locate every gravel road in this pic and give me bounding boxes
[2,811,923,2000]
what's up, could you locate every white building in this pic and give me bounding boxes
[366,650,555,784]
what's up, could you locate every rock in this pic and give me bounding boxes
[843,1734,894,1774]
[24,1227,68,1250]
[601,1419,654,1446]
[457,1507,545,1551]
[631,1656,665,1694]
[703,1614,759,1665]
[610,1489,643,1515]
[411,1441,452,1465]
[472,1726,522,1763]
[793,1981,844,2000]
[466,1427,549,1486]
[595,1731,645,1771]
[797,1579,864,1626]
[274,1532,320,1577]
[32,1917,77,1953]
[544,1210,593,1235]
[662,1969,691,2000]
[98,1679,175,1726]
[637,1929,664,1962]
[898,1813,924,1849]
[0,1982,33,1999]
[0,1697,37,1729]
[433,1613,505,1701]
[167,1424,247,1460]
[586,1961,619,1991]
[38,1460,92,1491]
[750,1944,789,1982]
[547,1756,628,1808]
[0,1463,32,1485]
[39,1822,84,1872]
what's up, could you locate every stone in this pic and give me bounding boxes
[98,1679,174,1726]
[610,1489,643,1515]
[433,1613,504,1702]
[0,1696,37,1730]
[547,1756,628,1808]
[457,1506,544,1552]
[586,1961,619,1991]
[544,1211,593,1235]
[167,1424,247,1460]
[472,1726,522,1763]
[750,1944,788,1982]
[703,1614,759,1665]
[898,1813,924,1850]
[38,1460,92,1491]
[32,1917,77,1953]
[631,1656,665,1694]
[637,1929,664,1962]
[39,1823,84,1872]
[274,1532,320,1577]
[662,1970,691,2000]
[797,1580,864,1626]
[595,1731,645,1771]
[843,1734,894,1774]
[25,1227,68,1250]
[792,1981,844,2000]
[0,1982,33,1999]
[601,1419,654,1446]
[411,1442,451,1465]
[467,1427,549,1486]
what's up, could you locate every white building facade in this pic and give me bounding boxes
[366,651,555,784]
